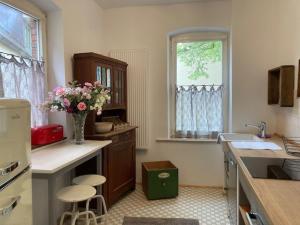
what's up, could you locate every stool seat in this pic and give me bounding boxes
[57,185,96,203]
[73,175,106,187]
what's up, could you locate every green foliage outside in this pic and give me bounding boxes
[177,41,222,80]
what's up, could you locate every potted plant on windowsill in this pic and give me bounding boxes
[41,81,110,144]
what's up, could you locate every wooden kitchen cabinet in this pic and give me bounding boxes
[79,128,137,208]
[74,52,136,208]
[102,129,136,207]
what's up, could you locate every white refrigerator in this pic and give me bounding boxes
[0,99,32,225]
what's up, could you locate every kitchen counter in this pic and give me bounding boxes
[31,140,111,174]
[228,136,300,225]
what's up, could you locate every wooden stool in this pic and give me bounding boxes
[73,175,108,223]
[56,185,97,225]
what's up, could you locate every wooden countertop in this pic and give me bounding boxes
[31,140,111,174]
[86,126,137,138]
[228,136,300,225]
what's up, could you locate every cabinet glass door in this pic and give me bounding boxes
[96,64,112,105]
[113,69,125,107]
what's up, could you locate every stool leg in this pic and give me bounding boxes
[71,212,80,225]
[59,212,73,225]
[87,211,97,225]
[99,195,108,225]
[86,195,108,224]
[98,195,107,215]
[78,211,97,225]
[86,198,92,224]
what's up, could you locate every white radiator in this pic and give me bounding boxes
[109,50,149,149]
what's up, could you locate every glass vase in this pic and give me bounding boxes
[72,112,88,145]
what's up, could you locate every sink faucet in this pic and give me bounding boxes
[245,121,267,138]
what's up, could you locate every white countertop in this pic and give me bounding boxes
[31,140,112,174]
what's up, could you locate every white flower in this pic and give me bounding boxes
[50,105,59,112]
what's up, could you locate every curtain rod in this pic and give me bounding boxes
[0,51,44,63]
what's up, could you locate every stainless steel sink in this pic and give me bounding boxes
[240,157,300,180]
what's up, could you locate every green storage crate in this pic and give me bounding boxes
[142,161,178,200]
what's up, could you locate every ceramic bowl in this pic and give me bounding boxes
[95,122,113,133]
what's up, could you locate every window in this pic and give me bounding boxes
[169,32,228,139]
[0,2,47,127]
[0,3,40,59]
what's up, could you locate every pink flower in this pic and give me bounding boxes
[63,98,71,107]
[77,102,87,111]
[55,87,65,96]
[84,82,93,87]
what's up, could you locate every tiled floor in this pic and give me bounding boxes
[102,185,230,225]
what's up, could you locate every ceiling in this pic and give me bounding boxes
[95,0,217,9]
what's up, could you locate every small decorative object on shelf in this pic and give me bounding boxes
[41,81,110,144]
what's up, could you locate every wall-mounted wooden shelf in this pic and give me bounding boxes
[268,65,295,107]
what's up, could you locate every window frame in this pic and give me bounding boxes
[0,0,48,126]
[0,0,47,62]
[167,30,230,139]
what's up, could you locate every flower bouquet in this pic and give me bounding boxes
[42,81,110,144]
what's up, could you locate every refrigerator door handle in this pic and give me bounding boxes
[0,161,20,176]
[0,196,21,216]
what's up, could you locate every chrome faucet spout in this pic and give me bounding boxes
[245,121,267,138]
[245,124,260,130]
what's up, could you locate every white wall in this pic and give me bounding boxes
[231,0,300,137]
[61,0,105,83]
[231,0,278,134]
[102,1,232,186]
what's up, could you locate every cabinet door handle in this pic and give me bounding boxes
[0,161,20,176]
[0,196,21,216]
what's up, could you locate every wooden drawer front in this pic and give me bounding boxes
[111,131,134,144]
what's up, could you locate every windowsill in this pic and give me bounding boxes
[156,137,218,143]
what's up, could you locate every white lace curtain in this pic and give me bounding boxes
[176,85,223,138]
[0,53,47,127]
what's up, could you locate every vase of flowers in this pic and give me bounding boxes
[42,81,110,144]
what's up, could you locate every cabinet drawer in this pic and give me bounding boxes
[111,131,134,144]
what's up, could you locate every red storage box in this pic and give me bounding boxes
[31,124,64,145]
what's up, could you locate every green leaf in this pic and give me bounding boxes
[177,40,222,80]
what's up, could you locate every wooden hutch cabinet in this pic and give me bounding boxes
[73,52,136,208]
